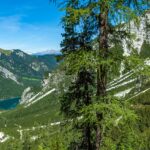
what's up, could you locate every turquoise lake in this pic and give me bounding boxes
[0,97,20,110]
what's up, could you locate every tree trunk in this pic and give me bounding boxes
[97,11,108,97]
[83,124,92,150]
[84,71,92,150]
[96,4,109,150]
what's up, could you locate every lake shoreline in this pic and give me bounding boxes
[0,96,20,101]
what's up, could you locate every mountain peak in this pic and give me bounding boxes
[32,50,61,56]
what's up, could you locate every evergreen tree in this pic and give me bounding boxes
[51,0,150,149]
[80,1,149,149]
[60,1,96,149]
[61,0,79,54]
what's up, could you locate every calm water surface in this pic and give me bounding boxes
[0,97,20,110]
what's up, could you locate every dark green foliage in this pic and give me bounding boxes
[108,44,124,80]
[58,0,150,149]
[140,41,150,58]
[61,0,79,54]
[61,68,94,118]
[61,69,95,149]
[130,87,150,150]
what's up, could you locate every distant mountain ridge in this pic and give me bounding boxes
[0,48,58,99]
[32,50,61,56]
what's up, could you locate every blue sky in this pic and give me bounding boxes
[0,0,63,53]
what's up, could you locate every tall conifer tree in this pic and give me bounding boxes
[60,1,96,149]
[61,0,79,54]
[51,0,150,149]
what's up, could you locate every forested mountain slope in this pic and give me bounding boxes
[0,48,58,99]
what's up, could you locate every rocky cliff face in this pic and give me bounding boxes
[0,66,20,84]
[20,69,72,105]
[123,10,150,56]
[21,87,35,104]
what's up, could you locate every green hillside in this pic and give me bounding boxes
[0,75,23,99]
[0,91,60,129]
[0,48,58,99]
[0,74,149,149]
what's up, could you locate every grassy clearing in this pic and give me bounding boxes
[0,91,61,137]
